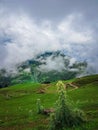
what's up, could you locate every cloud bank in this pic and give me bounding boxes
[0,8,98,73]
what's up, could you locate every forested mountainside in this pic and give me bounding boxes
[0,51,87,88]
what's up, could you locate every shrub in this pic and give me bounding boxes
[36,99,44,114]
[49,81,86,130]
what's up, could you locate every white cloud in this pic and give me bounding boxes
[37,55,66,72]
[69,57,76,66]
[0,9,97,73]
[58,14,93,44]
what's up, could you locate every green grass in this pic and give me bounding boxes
[72,74,98,86]
[0,75,98,130]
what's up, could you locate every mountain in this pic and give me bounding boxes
[16,51,87,83]
[0,51,88,87]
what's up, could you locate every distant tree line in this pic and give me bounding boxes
[0,69,11,88]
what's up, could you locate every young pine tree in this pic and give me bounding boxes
[49,81,86,130]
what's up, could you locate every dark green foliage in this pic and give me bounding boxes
[72,74,98,86]
[38,70,79,83]
[11,72,32,85]
[0,76,11,88]
[49,81,86,130]
[0,69,11,88]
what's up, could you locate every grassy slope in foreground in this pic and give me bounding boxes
[0,75,98,130]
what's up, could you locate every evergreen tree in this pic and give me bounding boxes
[49,81,86,130]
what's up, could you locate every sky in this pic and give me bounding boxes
[0,0,98,73]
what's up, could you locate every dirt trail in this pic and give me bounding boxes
[66,83,79,91]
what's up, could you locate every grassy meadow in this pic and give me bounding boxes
[0,75,98,130]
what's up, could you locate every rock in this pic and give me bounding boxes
[43,108,54,115]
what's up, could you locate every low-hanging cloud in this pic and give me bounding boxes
[37,55,66,72]
[0,8,98,73]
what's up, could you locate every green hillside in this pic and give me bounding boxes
[0,75,98,130]
[0,51,87,88]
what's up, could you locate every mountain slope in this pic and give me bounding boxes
[0,74,98,130]
[0,51,89,88]
[16,51,87,83]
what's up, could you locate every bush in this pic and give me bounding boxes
[49,81,86,130]
[36,99,44,114]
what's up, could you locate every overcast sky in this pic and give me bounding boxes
[0,0,98,72]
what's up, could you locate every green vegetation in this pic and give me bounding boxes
[0,51,87,88]
[36,99,44,114]
[0,75,98,130]
[49,81,86,130]
[0,69,11,88]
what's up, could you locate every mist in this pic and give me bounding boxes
[0,8,98,73]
